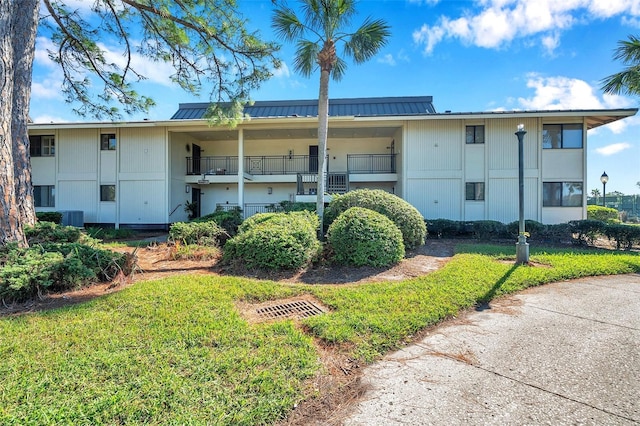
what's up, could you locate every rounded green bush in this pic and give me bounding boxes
[327,207,405,267]
[224,211,320,270]
[587,205,619,222]
[169,220,228,246]
[325,189,426,249]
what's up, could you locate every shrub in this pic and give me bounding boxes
[569,220,607,246]
[541,223,573,243]
[36,211,63,224]
[603,223,640,250]
[267,201,316,213]
[169,221,228,246]
[238,210,318,234]
[327,207,405,267]
[25,221,82,244]
[0,243,129,302]
[224,212,320,270]
[325,189,426,249]
[468,220,507,240]
[506,220,546,240]
[194,207,243,236]
[587,205,619,222]
[425,219,463,239]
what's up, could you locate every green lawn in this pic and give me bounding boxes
[1,244,639,424]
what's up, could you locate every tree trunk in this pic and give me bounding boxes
[316,68,330,236]
[11,0,39,229]
[0,2,26,246]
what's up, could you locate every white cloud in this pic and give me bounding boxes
[378,54,396,66]
[273,62,291,78]
[414,0,640,54]
[98,42,175,87]
[595,142,632,156]
[516,74,637,133]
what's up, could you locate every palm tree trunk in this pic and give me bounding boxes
[316,68,330,236]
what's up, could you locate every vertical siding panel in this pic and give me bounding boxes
[57,181,97,222]
[120,127,166,173]
[488,178,538,223]
[406,121,461,171]
[58,129,97,174]
[407,178,461,220]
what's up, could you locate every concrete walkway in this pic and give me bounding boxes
[343,274,640,425]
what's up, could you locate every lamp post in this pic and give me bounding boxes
[515,124,529,264]
[600,172,608,207]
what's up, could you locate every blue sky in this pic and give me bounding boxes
[30,0,640,195]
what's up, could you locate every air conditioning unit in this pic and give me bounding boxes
[60,210,84,227]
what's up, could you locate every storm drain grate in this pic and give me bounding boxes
[256,300,325,320]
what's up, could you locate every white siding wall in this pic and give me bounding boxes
[487,177,539,224]
[117,127,167,225]
[119,180,167,224]
[57,181,98,222]
[405,120,462,220]
[31,158,56,186]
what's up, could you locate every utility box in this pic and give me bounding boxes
[60,210,84,227]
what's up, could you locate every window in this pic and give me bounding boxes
[29,135,55,157]
[465,125,485,144]
[543,182,583,207]
[465,182,485,201]
[34,185,55,207]
[543,124,583,149]
[100,185,116,201]
[101,133,117,150]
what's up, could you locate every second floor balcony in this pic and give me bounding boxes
[186,153,397,176]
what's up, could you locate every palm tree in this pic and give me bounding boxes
[272,0,390,233]
[601,34,640,96]
[591,188,601,204]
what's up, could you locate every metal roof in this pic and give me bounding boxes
[170,96,436,120]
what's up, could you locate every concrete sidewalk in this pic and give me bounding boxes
[343,274,640,425]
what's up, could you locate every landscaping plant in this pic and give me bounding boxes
[327,207,405,267]
[325,189,426,249]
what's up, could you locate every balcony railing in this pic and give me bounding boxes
[187,153,396,175]
[347,154,396,174]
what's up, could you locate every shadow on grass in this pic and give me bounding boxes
[475,264,518,311]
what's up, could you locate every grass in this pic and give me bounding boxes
[1,244,639,424]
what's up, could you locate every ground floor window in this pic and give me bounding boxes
[465,182,485,200]
[100,185,116,201]
[34,185,55,207]
[543,182,582,207]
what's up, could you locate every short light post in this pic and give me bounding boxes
[515,124,529,265]
[600,172,608,207]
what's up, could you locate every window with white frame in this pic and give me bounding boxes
[100,133,117,150]
[100,185,116,201]
[543,124,583,149]
[465,182,485,201]
[29,135,55,157]
[543,182,583,207]
[34,185,55,207]
[465,125,485,144]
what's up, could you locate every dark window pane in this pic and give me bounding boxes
[101,134,117,150]
[465,183,475,200]
[543,125,562,149]
[543,182,562,206]
[466,182,485,200]
[29,135,42,157]
[100,185,116,201]
[562,124,583,148]
[465,127,475,144]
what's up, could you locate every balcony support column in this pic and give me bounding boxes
[238,128,245,217]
